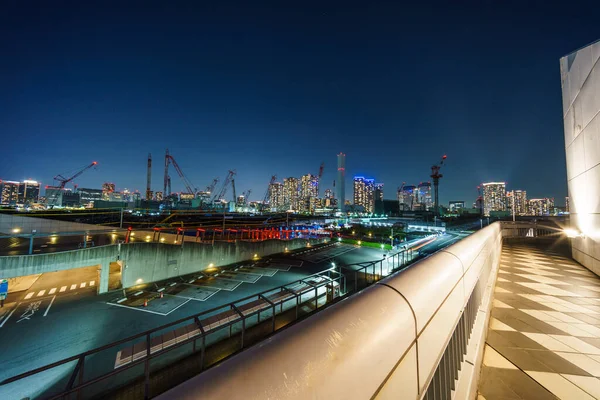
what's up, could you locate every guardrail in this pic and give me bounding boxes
[156,224,504,399]
[0,244,417,399]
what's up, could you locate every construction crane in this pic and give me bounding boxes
[244,189,252,205]
[262,175,277,210]
[206,178,219,194]
[164,149,198,196]
[430,155,447,217]
[213,170,236,202]
[50,161,98,206]
[53,161,98,189]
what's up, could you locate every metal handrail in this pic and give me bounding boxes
[0,243,417,399]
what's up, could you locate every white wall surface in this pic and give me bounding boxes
[561,40,600,276]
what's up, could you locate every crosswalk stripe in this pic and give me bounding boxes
[37,290,46,297]
[49,288,57,294]
[80,282,86,288]
[24,292,34,300]
[59,286,67,292]
[90,280,95,286]
[70,284,77,290]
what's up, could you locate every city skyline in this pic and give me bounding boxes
[3,3,599,205]
[0,149,569,206]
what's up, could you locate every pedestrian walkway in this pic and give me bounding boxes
[22,280,96,299]
[478,243,600,400]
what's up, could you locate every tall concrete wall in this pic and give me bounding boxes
[560,40,600,276]
[120,238,320,287]
[0,238,325,292]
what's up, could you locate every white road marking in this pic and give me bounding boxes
[90,280,95,286]
[43,296,56,317]
[107,301,168,316]
[24,293,34,300]
[59,286,67,292]
[70,284,77,290]
[80,282,86,288]
[37,290,46,297]
[0,308,17,328]
[49,288,57,294]
[117,298,128,303]
[134,291,143,296]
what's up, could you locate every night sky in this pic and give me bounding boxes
[2,1,599,206]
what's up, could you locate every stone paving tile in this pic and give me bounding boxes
[479,243,600,400]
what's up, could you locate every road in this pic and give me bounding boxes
[415,232,468,256]
[0,234,467,399]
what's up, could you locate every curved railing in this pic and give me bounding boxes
[157,224,502,399]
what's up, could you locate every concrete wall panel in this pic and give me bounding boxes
[158,284,417,400]
[375,345,418,400]
[562,40,600,276]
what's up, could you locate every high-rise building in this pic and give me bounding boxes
[528,198,554,216]
[448,201,465,212]
[122,188,132,202]
[565,196,570,213]
[374,183,384,202]
[78,187,103,207]
[324,189,333,199]
[482,182,506,216]
[507,190,527,216]
[102,182,115,200]
[353,177,375,213]
[561,40,600,273]
[374,183,384,214]
[300,174,318,199]
[417,182,433,210]
[299,174,318,213]
[18,180,40,204]
[337,153,346,212]
[283,177,299,211]
[398,185,417,211]
[0,180,20,205]
[269,182,284,210]
[45,186,72,207]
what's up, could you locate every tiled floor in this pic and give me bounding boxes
[478,243,600,400]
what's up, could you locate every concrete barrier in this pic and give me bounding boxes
[0,238,325,293]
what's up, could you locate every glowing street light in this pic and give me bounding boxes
[564,228,584,238]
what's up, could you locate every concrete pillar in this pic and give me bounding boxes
[99,261,110,294]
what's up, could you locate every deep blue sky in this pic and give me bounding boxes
[2,1,599,206]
